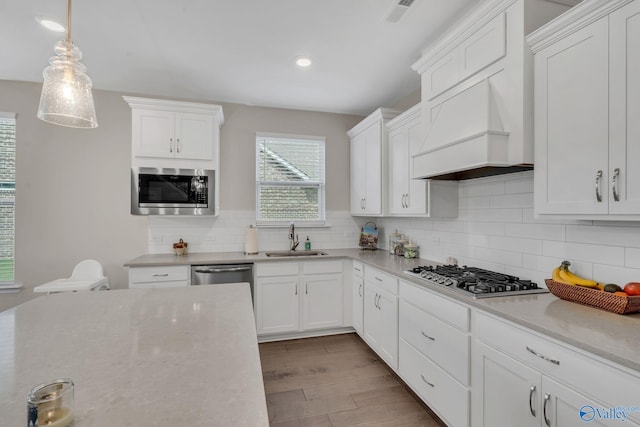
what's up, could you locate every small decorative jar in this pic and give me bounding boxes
[395,235,408,256]
[403,241,419,259]
[388,229,401,256]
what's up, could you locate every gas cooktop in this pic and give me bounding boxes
[404,265,548,299]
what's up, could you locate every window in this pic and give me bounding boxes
[256,133,325,225]
[0,114,15,283]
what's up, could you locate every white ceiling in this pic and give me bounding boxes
[0,0,479,115]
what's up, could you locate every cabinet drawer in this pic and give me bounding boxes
[364,267,398,295]
[399,339,469,427]
[399,300,470,386]
[255,262,298,277]
[352,260,364,278]
[129,265,189,284]
[302,260,343,275]
[475,311,640,419]
[400,280,469,331]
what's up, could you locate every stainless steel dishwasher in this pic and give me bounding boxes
[191,264,254,300]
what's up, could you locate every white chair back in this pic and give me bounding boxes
[70,259,105,281]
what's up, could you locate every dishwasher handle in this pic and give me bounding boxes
[193,266,253,274]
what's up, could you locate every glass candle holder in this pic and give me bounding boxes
[28,379,74,427]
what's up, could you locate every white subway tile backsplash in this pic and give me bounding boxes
[593,264,640,286]
[542,241,625,266]
[147,174,640,287]
[625,248,640,269]
[489,193,534,209]
[458,208,523,223]
[489,236,542,255]
[474,247,522,268]
[567,225,640,248]
[505,223,566,241]
[459,179,505,198]
[463,221,506,236]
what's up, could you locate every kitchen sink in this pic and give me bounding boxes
[265,250,328,257]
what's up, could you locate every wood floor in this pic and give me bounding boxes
[259,333,446,427]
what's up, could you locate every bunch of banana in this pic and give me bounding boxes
[552,261,601,288]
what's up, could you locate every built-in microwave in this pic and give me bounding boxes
[131,168,215,215]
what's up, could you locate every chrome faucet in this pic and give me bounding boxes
[289,222,299,251]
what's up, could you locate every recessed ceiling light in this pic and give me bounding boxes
[295,56,312,68]
[35,16,65,33]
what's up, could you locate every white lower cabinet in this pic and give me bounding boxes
[352,261,364,337]
[128,265,190,288]
[472,311,640,427]
[398,280,470,427]
[363,267,398,370]
[255,260,343,336]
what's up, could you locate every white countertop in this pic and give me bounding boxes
[0,284,269,427]
[125,249,640,372]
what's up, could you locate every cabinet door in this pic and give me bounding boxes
[363,282,381,349]
[534,18,609,214]
[542,377,640,427]
[132,109,174,158]
[388,126,410,215]
[363,124,382,215]
[352,275,364,336]
[377,287,398,370]
[472,341,540,427]
[609,1,640,214]
[350,132,367,214]
[302,274,343,330]
[406,118,427,214]
[256,276,299,335]
[174,112,214,160]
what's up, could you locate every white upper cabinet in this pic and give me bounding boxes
[410,0,574,180]
[124,96,224,167]
[529,0,640,219]
[348,108,401,216]
[387,104,458,217]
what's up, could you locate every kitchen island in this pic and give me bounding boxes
[0,283,268,426]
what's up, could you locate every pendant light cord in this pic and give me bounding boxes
[66,0,72,42]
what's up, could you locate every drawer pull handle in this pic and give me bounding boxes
[420,374,435,388]
[375,276,383,282]
[421,331,435,341]
[526,346,560,365]
[152,273,169,277]
[529,385,536,417]
[359,283,362,297]
[543,393,551,427]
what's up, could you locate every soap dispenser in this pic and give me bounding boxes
[305,236,311,251]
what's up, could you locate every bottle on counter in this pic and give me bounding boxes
[305,236,311,251]
[389,229,401,255]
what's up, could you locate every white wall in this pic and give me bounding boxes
[0,80,362,312]
[372,171,640,288]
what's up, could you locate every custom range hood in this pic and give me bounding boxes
[412,79,532,180]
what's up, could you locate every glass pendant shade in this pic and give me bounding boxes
[37,40,98,128]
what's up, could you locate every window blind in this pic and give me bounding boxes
[0,117,15,282]
[256,134,325,224]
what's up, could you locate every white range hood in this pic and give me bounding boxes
[412,79,531,180]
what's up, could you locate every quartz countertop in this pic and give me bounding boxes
[0,284,269,427]
[125,248,640,372]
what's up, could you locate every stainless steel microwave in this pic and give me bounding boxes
[131,168,215,215]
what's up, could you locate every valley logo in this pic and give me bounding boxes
[580,405,640,422]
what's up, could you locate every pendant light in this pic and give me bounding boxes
[37,0,98,128]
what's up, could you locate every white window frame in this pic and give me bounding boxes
[0,112,16,285]
[255,132,326,227]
